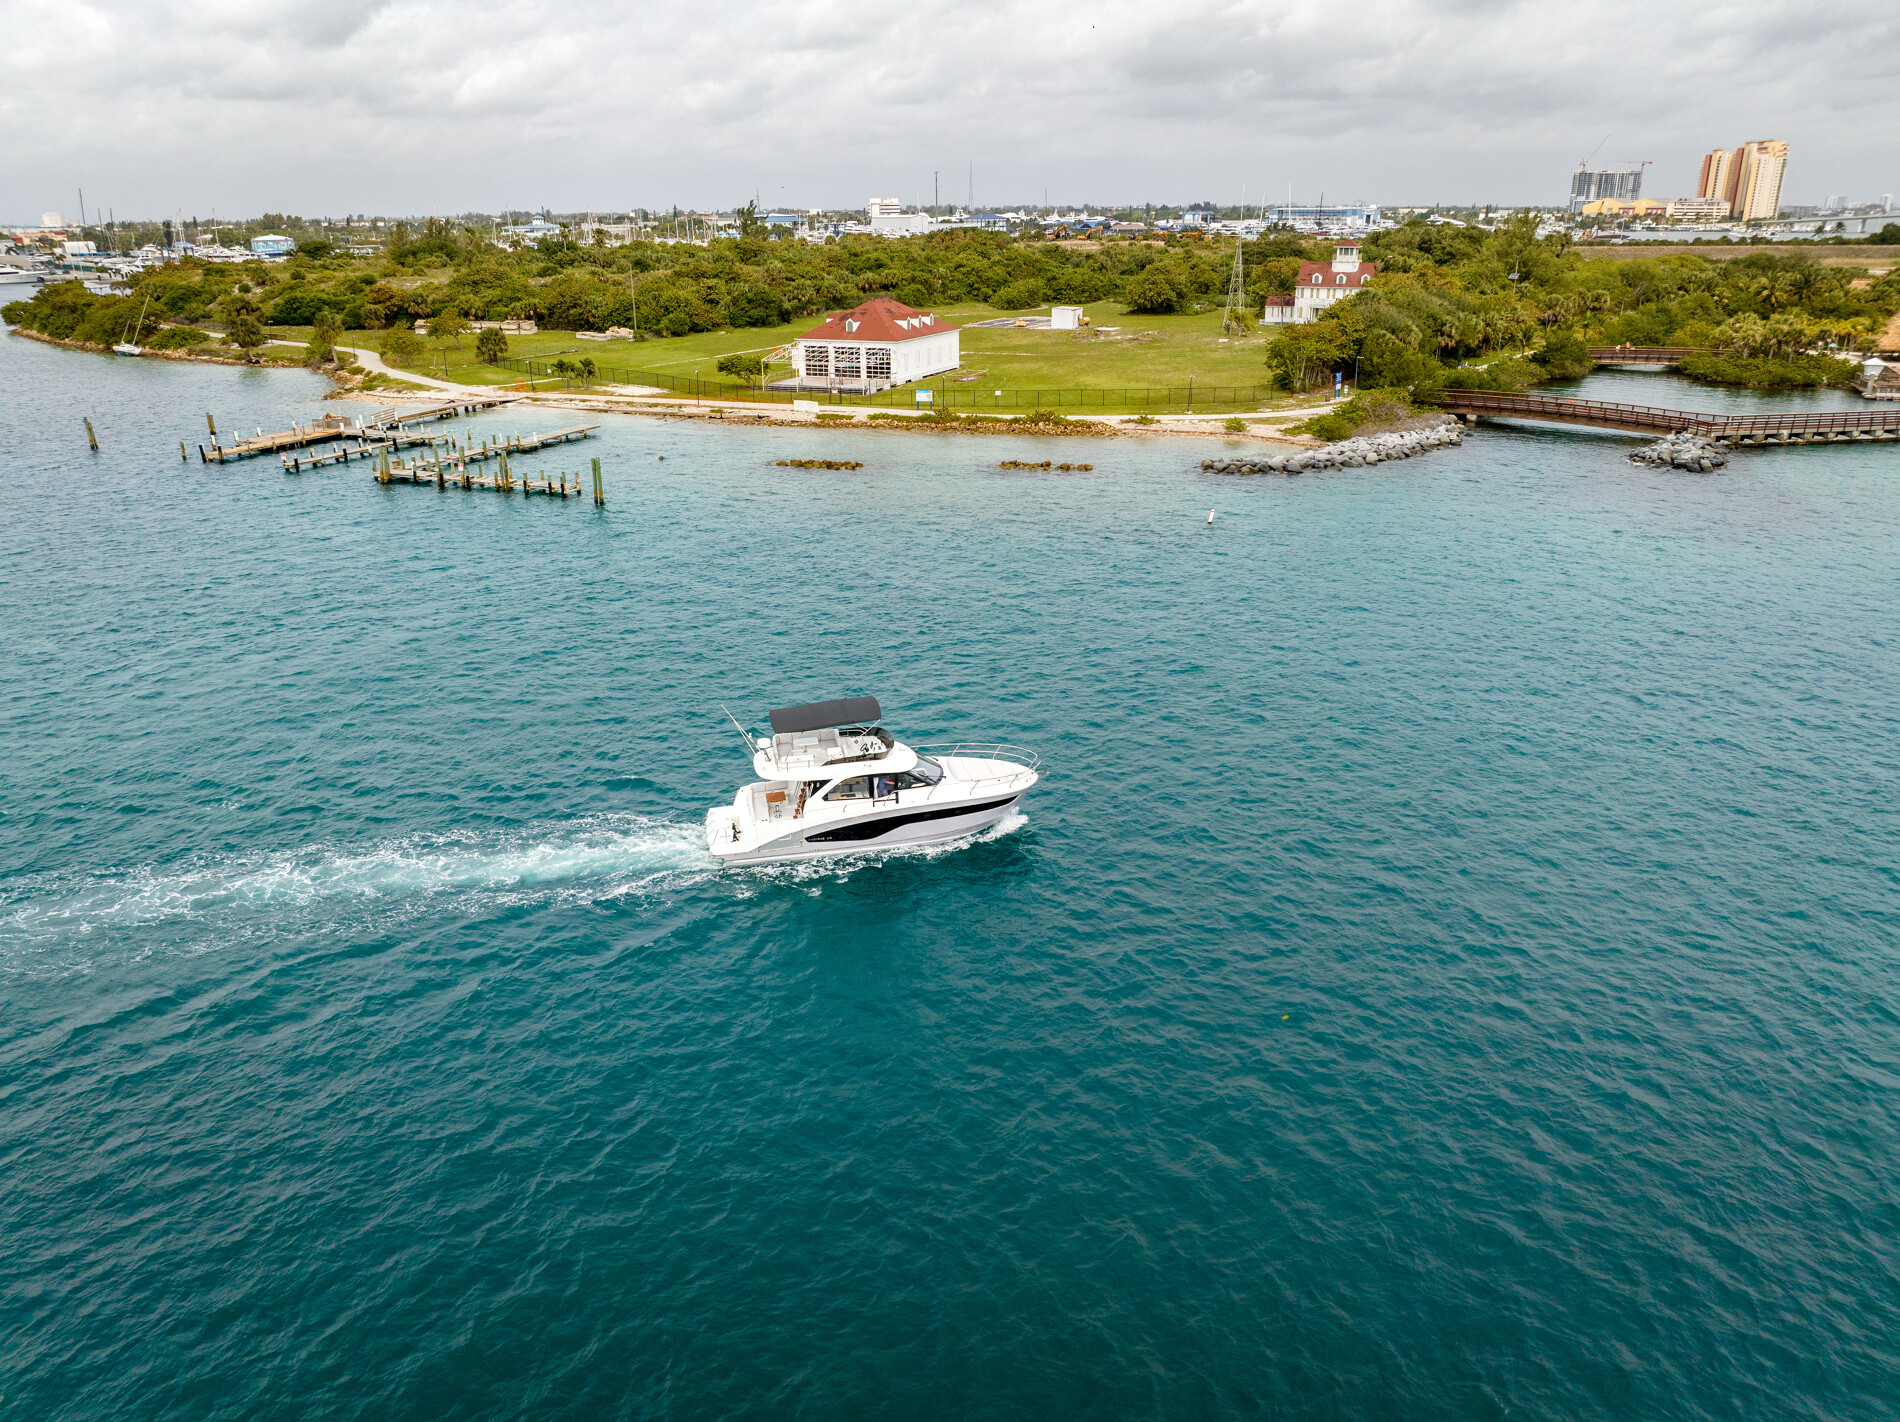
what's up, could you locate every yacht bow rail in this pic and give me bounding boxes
[920,744,1041,778]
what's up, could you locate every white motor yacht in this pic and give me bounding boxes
[706,696,1038,865]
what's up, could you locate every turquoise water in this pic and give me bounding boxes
[3,331,1898,1420]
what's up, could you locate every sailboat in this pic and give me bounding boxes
[113,293,151,355]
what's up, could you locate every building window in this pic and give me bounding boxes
[866,346,892,379]
[803,345,829,377]
[834,345,861,378]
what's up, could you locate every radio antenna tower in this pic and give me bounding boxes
[1221,232,1247,334]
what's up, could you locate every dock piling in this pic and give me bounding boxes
[85,418,99,453]
[180,441,188,461]
[592,456,604,506]
[206,412,217,438]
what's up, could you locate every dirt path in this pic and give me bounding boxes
[1880,311,1900,352]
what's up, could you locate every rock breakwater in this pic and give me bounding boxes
[1202,419,1463,476]
[1629,433,1728,471]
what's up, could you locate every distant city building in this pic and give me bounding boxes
[1666,198,1730,221]
[1262,203,1380,231]
[1570,169,1644,212]
[1261,240,1376,326]
[786,297,959,393]
[1580,197,1668,219]
[1695,140,1788,220]
[1730,140,1788,220]
[1696,149,1735,205]
[249,234,295,256]
[867,198,932,237]
[499,219,563,244]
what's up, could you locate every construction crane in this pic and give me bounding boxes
[1577,135,1609,169]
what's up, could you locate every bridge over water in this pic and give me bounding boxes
[1435,391,1900,444]
[1587,346,1712,366]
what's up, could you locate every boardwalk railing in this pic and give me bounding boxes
[1435,391,1900,441]
[1586,346,1717,364]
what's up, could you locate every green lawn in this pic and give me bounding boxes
[283,299,1303,412]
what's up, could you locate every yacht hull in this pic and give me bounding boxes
[710,792,1024,866]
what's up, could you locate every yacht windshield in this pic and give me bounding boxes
[897,755,944,788]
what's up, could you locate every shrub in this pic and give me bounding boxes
[1123,265,1183,314]
[661,310,691,337]
[1532,331,1594,380]
[1126,414,1157,425]
[990,280,1044,311]
[728,284,789,327]
[379,326,423,367]
[1292,412,1355,442]
[475,327,508,363]
[1224,417,1248,433]
[716,352,766,385]
[1677,352,1858,389]
[146,326,210,351]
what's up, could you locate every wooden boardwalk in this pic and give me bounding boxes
[1587,346,1714,366]
[1437,391,1900,442]
[205,395,521,464]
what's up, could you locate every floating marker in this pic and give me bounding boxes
[1206,508,1216,524]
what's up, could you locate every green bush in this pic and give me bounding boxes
[1292,412,1355,442]
[1532,331,1594,380]
[379,326,423,367]
[1677,352,1858,389]
[146,326,210,351]
[990,280,1044,311]
[1122,265,1183,314]
[1224,417,1248,433]
[715,352,765,385]
[661,310,691,337]
[475,327,508,363]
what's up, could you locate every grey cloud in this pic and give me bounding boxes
[0,0,1893,218]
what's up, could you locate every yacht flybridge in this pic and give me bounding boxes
[706,696,1038,865]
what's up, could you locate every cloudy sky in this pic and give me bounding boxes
[4,0,1896,222]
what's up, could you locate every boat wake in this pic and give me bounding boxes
[0,809,1031,972]
[0,815,710,965]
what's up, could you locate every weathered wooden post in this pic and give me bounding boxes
[206,412,217,437]
[85,418,99,452]
[592,456,604,506]
[180,441,188,461]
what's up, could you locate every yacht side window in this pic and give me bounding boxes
[824,776,872,801]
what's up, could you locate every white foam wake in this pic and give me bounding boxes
[1,815,711,943]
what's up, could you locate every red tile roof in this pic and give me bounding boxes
[799,296,957,344]
[1296,260,1377,290]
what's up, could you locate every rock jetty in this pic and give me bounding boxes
[1201,420,1463,475]
[1629,433,1728,471]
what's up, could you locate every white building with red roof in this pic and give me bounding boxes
[1261,240,1377,325]
[787,297,960,392]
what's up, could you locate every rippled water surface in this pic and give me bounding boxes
[3,332,1897,1420]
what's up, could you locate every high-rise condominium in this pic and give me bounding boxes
[1730,140,1788,221]
[1696,141,1789,220]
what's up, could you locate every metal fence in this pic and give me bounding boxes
[496,356,1271,413]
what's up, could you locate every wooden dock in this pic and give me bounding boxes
[375,450,607,505]
[202,413,365,464]
[359,395,521,434]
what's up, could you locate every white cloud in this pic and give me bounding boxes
[1,0,1893,218]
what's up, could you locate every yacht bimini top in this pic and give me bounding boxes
[754,697,909,779]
